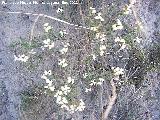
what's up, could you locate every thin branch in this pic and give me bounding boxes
[0,11,91,30]
[129,0,142,29]
[30,14,40,45]
[127,67,139,79]
[102,79,117,120]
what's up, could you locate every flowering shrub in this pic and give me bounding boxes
[12,1,149,119]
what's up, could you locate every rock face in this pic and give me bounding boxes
[0,0,160,120]
[110,0,160,119]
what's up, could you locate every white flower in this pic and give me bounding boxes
[58,59,68,67]
[112,19,123,30]
[100,45,106,51]
[29,49,36,54]
[46,79,52,86]
[90,27,98,31]
[43,39,50,45]
[76,99,85,111]
[44,23,49,27]
[56,8,64,13]
[54,90,63,98]
[62,97,68,104]
[120,44,126,50]
[41,74,48,80]
[59,30,68,37]
[92,9,96,14]
[115,37,125,43]
[100,45,106,56]
[67,77,74,84]
[61,85,71,95]
[56,96,62,104]
[85,88,91,93]
[60,44,69,54]
[48,42,55,49]
[112,67,124,76]
[41,71,54,90]
[14,54,29,62]
[97,82,103,85]
[61,104,69,110]
[114,37,126,50]
[44,70,52,76]
[44,26,52,32]
[123,4,132,15]
[100,50,105,56]
[134,37,141,43]
[43,39,54,49]
[69,105,76,113]
[49,86,55,91]
[61,47,68,53]
[44,86,48,89]
[83,73,88,78]
[130,0,136,5]
[99,78,105,82]
[96,33,106,41]
[89,7,96,14]
[89,7,94,9]
[94,12,104,21]
[90,80,97,86]
[96,33,101,39]
[92,54,96,60]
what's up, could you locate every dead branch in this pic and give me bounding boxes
[0,11,90,30]
[102,79,117,120]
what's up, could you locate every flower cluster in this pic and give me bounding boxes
[41,70,55,91]
[43,23,52,33]
[59,30,68,37]
[94,12,104,21]
[42,39,54,50]
[115,37,125,43]
[90,7,96,14]
[90,26,98,31]
[58,59,68,67]
[90,78,105,86]
[60,43,69,54]
[66,99,85,113]
[54,88,70,105]
[112,19,123,30]
[56,8,64,13]
[85,78,105,93]
[28,49,36,55]
[96,33,106,42]
[91,54,96,60]
[123,4,132,15]
[100,45,106,56]
[75,99,85,112]
[14,54,29,62]
[115,37,126,50]
[83,73,88,79]
[112,67,124,76]
[54,79,85,113]
[67,76,74,84]
[134,37,142,43]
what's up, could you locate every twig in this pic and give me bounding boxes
[0,11,91,30]
[129,0,142,29]
[77,0,85,26]
[127,67,139,79]
[30,14,40,45]
[102,79,117,120]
